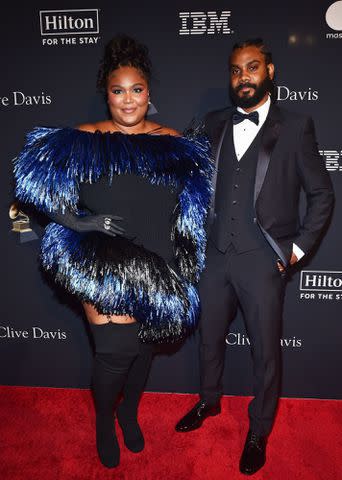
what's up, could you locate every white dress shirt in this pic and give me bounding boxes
[233,95,271,161]
[232,95,305,260]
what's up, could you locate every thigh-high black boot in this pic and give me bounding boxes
[90,322,140,468]
[117,343,154,452]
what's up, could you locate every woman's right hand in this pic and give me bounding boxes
[48,211,126,238]
[73,214,126,237]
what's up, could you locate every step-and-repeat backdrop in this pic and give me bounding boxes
[1,1,341,399]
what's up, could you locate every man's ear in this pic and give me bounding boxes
[267,63,275,80]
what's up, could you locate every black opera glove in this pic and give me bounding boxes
[47,210,126,238]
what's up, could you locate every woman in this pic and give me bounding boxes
[14,35,212,468]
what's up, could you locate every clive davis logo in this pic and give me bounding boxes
[299,270,342,301]
[276,86,318,102]
[39,9,100,46]
[179,11,233,35]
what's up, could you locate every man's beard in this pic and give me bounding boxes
[230,75,274,109]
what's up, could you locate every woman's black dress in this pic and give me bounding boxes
[14,127,212,342]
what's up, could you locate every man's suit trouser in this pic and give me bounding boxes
[199,242,286,436]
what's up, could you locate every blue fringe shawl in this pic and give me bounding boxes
[14,127,213,342]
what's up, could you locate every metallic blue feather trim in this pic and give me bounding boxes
[14,127,213,342]
[41,223,199,342]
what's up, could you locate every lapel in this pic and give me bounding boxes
[253,104,283,206]
[212,115,232,164]
[207,113,232,227]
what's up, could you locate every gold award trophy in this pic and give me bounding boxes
[9,203,38,242]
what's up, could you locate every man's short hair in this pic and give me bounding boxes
[231,38,273,65]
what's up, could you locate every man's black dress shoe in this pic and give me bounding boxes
[239,430,267,475]
[175,400,221,432]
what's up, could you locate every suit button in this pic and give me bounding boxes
[231,232,235,236]
[236,167,241,172]
[232,200,237,205]
[234,184,238,189]
[231,217,236,220]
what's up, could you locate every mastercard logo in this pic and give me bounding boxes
[326,1,342,30]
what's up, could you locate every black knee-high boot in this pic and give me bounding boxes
[90,322,140,468]
[117,343,154,452]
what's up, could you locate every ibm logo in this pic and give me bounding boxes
[319,150,342,172]
[179,11,232,35]
[40,9,99,36]
[300,271,342,292]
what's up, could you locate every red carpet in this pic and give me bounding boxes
[0,386,341,480]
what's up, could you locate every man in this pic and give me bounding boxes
[175,38,334,475]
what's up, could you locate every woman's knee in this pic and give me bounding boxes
[83,302,137,325]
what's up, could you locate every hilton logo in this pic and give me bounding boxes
[40,9,99,35]
[299,271,342,301]
[319,150,342,172]
[39,9,100,46]
[179,11,233,35]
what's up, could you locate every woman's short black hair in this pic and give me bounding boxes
[96,34,152,91]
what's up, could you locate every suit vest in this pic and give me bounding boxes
[210,128,267,253]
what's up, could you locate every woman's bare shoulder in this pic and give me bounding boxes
[76,123,96,133]
[148,122,180,137]
[76,120,111,133]
[161,126,181,137]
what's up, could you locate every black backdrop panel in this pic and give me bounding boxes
[1,1,341,399]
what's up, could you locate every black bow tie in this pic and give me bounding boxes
[232,110,259,126]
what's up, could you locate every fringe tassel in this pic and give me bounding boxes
[14,127,213,342]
